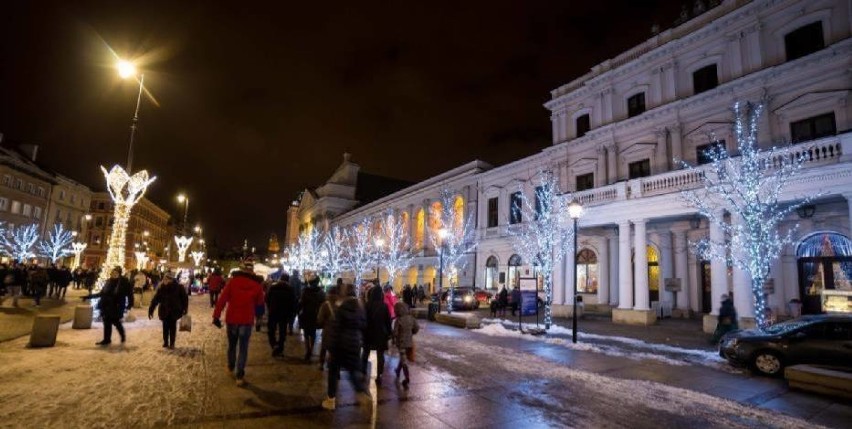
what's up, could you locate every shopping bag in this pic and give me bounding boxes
[406,343,416,363]
[179,314,192,332]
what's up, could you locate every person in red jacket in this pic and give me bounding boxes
[213,262,265,386]
[206,269,225,308]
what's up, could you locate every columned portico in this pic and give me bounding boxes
[598,236,610,305]
[633,219,650,311]
[674,229,689,315]
[617,221,632,310]
[613,220,655,325]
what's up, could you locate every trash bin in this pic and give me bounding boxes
[428,302,439,321]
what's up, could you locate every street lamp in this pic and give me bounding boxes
[176,194,189,235]
[437,228,449,314]
[568,200,584,344]
[117,58,144,173]
[374,238,385,285]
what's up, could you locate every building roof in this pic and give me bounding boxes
[354,171,414,208]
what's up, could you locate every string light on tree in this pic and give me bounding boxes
[38,224,74,263]
[342,216,376,294]
[1,224,39,262]
[507,171,575,330]
[320,226,348,280]
[378,209,413,286]
[427,188,478,314]
[681,101,816,330]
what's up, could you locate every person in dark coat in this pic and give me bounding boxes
[712,294,739,343]
[84,266,134,346]
[322,283,369,411]
[298,276,325,361]
[148,272,188,349]
[510,286,522,316]
[401,285,412,309]
[265,273,297,356]
[361,285,392,386]
[498,286,509,317]
[56,266,73,299]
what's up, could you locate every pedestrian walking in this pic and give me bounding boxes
[212,261,265,386]
[392,301,419,388]
[298,276,325,362]
[265,273,296,357]
[84,266,134,346]
[28,266,49,307]
[288,270,303,335]
[316,285,339,371]
[206,269,225,308]
[712,294,739,343]
[322,283,370,411]
[148,272,188,349]
[383,284,397,320]
[6,263,26,307]
[498,286,509,317]
[510,286,521,317]
[361,285,391,386]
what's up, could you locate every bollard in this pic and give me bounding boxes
[72,304,93,329]
[30,314,61,347]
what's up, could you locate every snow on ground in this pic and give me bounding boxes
[418,326,821,429]
[0,303,218,429]
[479,318,733,370]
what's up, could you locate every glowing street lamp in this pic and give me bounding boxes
[568,200,584,344]
[176,194,190,235]
[71,241,87,269]
[116,58,145,173]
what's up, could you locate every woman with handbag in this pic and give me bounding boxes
[148,272,188,349]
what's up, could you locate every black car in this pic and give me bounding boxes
[719,314,852,376]
[448,287,480,311]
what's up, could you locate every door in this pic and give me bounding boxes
[701,261,712,314]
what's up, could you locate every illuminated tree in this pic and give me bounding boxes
[342,217,375,293]
[428,189,477,312]
[681,101,815,330]
[377,209,412,285]
[320,226,348,279]
[2,224,40,262]
[38,224,74,263]
[507,171,574,329]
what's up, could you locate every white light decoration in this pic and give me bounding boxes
[98,165,156,285]
[320,225,348,279]
[71,242,87,269]
[507,172,574,329]
[174,235,193,263]
[296,228,323,273]
[134,250,149,270]
[1,224,40,262]
[342,216,376,294]
[681,101,815,331]
[190,250,204,267]
[38,223,74,263]
[427,188,478,314]
[378,208,412,286]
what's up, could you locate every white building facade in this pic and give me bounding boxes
[297,0,852,329]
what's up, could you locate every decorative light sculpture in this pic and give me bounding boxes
[190,250,204,267]
[71,242,87,269]
[174,235,193,263]
[134,250,149,270]
[97,166,156,284]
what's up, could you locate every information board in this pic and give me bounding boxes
[520,290,538,316]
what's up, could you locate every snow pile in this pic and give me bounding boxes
[477,319,729,369]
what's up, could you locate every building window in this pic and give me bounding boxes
[534,186,546,220]
[0,198,8,211]
[37,187,45,198]
[485,256,499,290]
[696,140,726,165]
[97,202,105,210]
[575,173,594,192]
[791,113,836,143]
[15,179,22,190]
[2,175,10,186]
[627,93,646,118]
[59,190,66,200]
[22,204,32,217]
[10,200,21,214]
[575,114,591,138]
[70,194,76,204]
[628,159,651,179]
[487,197,498,228]
[509,191,522,224]
[785,21,824,61]
[576,249,598,293]
[33,207,41,219]
[692,64,718,95]
[27,183,35,194]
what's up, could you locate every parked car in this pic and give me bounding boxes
[448,287,480,311]
[474,289,493,304]
[719,314,852,376]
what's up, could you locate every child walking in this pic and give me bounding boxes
[392,301,419,387]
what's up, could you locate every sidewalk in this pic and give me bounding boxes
[0,287,87,342]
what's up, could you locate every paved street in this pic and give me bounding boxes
[0,296,849,428]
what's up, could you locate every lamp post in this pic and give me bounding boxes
[437,228,449,314]
[374,238,385,285]
[117,59,144,173]
[177,194,189,235]
[71,241,87,269]
[568,200,584,344]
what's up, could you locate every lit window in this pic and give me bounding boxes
[10,200,21,214]
[33,207,41,219]
[22,204,32,217]
[576,249,598,293]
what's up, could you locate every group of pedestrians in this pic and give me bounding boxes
[0,262,76,308]
[210,264,420,411]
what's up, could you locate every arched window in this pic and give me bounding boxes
[797,232,852,314]
[400,211,410,242]
[576,249,598,293]
[485,256,498,290]
[429,201,443,244]
[507,254,522,288]
[414,209,425,250]
[453,196,464,235]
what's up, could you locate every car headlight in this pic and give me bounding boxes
[464,296,472,303]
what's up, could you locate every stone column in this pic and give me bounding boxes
[597,146,607,187]
[598,236,610,305]
[617,220,632,309]
[709,209,727,316]
[670,124,683,167]
[566,240,577,305]
[674,230,689,311]
[659,231,674,304]
[553,246,566,305]
[731,212,754,323]
[609,232,619,306]
[602,88,614,123]
[655,128,669,173]
[633,219,650,310]
[606,142,618,184]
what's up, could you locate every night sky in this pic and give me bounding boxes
[1,0,682,251]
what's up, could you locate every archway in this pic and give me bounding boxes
[797,232,852,314]
[453,195,464,235]
[507,254,522,288]
[485,255,498,290]
[576,248,599,294]
[632,245,660,304]
[429,201,443,245]
[414,209,425,251]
